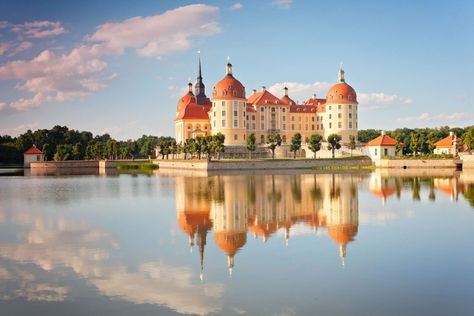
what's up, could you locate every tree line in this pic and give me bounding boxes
[358,126,474,155]
[0,125,173,163]
[156,133,225,161]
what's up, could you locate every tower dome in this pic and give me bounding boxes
[213,62,246,100]
[326,67,357,104]
[176,82,196,112]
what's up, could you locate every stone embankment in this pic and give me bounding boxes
[373,159,460,169]
[156,157,372,171]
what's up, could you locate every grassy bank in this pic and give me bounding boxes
[116,163,158,171]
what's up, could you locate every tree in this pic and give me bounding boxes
[327,134,342,158]
[54,144,71,161]
[409,132,423,156]
[348,135,356,156]
[462,126,474,150]
[267,133,282,160]
[211,133,225,160]
[308,134,322,158]
[194,136,204,160]
[42,143,52,161]
[72,143,82,160]
[290,133,302,158]
[183,139,194,160]
[357,129,380,143]
[158,140,170,160]
[246,132,256,159]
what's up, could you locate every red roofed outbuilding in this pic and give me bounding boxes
[366,131,401,159]
[24,145,44,168]
[433,132,462,156]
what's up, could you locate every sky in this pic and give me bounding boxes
[0,0,473,139]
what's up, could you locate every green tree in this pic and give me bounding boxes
[348,135,356,156]
[308,134,322,159]
[462,126,474,150]
[327,134,342,158]
[54,144,71,161]
[246,132,256,159]
[290,133,302,158]
[211,133,225,160]
[72,142,82,160]
[409,132,423,156]
[266,133,282,160]
[42,143,52,161]
[183,139,194,160]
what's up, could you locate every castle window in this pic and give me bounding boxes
[252,115,255,120]
[233,90,237,96]
[213,120,216,127]
[338,104,342,110]
[329,114,332,119]
[271,108,275,112]
[222,101,225,106]
[317,125,319,130]
[246,115,249,120]
[260,107,264,112]
[214,112,216,117]
[338,113,342,119]
[234,120,238,127]
[246,123,249,129]
[339,94,343,100]
[291,116,294,122]
[252,123,256,129]
[283,124,286,130]
[261,115,264,121]
[329,122,332,128]
[349,104,352,109]
[234,134,237,140]
[260,135,265,143]
[312,124,315,130]
[222,120,226,128]
[188,125,191,129]
[349,122,353,129]
[349,113,352,119]
[234,110,238,116]
[282,108,286,112]
[338,121,342,128]
[311,117,315,122]
[291,124,295,130]
[348,95,352,101]
[329,105,332,110]
[282,116,286,121]
[282,135,287,143]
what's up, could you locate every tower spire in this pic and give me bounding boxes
[194,51,207,104]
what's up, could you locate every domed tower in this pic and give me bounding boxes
[211,60,247,145]
[324,66,358,144]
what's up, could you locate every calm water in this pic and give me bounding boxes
[0,168,473,316]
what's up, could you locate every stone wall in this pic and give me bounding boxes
[30,160,100,169]
[158,157,372,171]
[460,153,474,169]
[373,159,458,169]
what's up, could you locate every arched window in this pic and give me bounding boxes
[260,135,265,144]
[282,135,287,143]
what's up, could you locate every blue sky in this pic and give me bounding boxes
[0,0,473,139]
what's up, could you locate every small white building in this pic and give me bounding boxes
[24,145,44,168]
[434,132,461,156]
[366,131,400,159]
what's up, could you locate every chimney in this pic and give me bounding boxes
[449,131,454,136]
[381,130,386,136]
[261,86,266,91]
[284,86,288,97]
[252,89,257,94]
[313,93,317,99]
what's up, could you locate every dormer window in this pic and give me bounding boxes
[233,90,237,96]
[339,94,343,100]
[348,95,352,100]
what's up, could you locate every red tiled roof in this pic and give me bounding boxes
[213,76,246,100]
[280,95,296,105]
[24,145,43,155]
[434,134,461,148]
[326,82,357,104]
[176,103,210,120]
[246,104,257,112]
[304,97,326,106]
[247,89,281,105]
[366,134,398,146]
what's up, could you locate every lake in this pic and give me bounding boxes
[0,168,473,316]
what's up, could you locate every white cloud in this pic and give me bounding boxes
[0,42,14,56]
[11,21,65,39]
[230,3,243,10]
[8,41,32,56]
[0,4,220,111]
[271,0,293,9]
[357,92,413,111]
[396,112,473,124]
[87,4,220,58]
[268,81,331,102]
[0,122,39,135]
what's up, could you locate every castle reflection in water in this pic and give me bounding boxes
[169,170,473,277]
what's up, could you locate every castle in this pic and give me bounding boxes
[175,57,358,146]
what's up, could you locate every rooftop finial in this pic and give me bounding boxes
[226,57,233,76]
[284,86,288,97]
[338,62,345,83]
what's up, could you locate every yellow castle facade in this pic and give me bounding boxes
[175,58,359,146]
